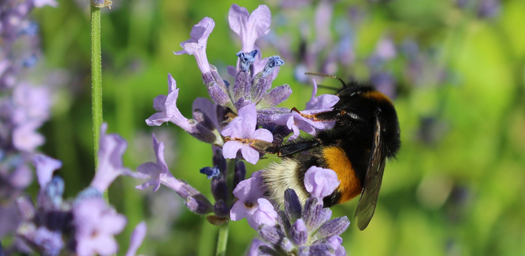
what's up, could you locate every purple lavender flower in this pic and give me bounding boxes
[221,103,273,164]
[169,4,291,118]
[256,189,350,255]
[136,133,183,192]
[304,166,340,199]
[230,171,269,229]
[33,0,58,8]
[33,154,62,189]
[273,79,339,140]
[252,198,278,228]
[12,121,45,152]
[146,74,222,145]
[125,221,147,256]
[374,36,397,61]
[136,133,213,215]
[73,198,127,256]
[90,123,135,193]
[174,17,214,75]
[228,4,272,53]
[11,83,51,124]
[145,74,188,127]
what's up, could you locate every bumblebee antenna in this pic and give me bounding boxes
[305,72,347,88]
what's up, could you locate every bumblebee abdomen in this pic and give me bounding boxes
[322,146,363,206]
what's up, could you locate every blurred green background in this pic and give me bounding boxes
[30,0,525,255]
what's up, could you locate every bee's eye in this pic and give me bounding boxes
[348,112,362,121]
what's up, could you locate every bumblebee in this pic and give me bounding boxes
[262,77,401,230]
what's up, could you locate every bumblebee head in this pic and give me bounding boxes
[335,83,401,158]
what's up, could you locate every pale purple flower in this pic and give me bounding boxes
[136,133,183,192]
[11,83,51,124]
[146,74,221,145]
[228,4,271,53]
[221,103,273,164]
[33,154,62,189]
[33,0,58,8]
[73,198,127,256]
[145,74,188,128]
[12,121,45,152]
[7,164,32,189]
[375,36,397,61]
[274,79,338,140]
[230,171,267,228]
[304,79,340,112]
[314,1,333,48]
[304,166,340,199]
[252,198,278,228]
[125,222,147,256]
[174,17,214,75]
[136,133,213,215]
[90,123,135,193]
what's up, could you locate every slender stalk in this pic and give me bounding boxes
[91,6,103,168]
[91,5,108,204]
[216,159,236,256]
[215,222,230,256]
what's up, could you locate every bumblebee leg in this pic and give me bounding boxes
[279,139,320,156]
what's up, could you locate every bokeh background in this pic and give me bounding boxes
[24,0,525,255]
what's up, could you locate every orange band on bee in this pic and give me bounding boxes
[362,91,392,104]
[322,147,362,203]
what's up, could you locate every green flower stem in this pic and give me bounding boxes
[91,6,102,168]
[216,159,236,256]
[216,222,230,256]
[91,6,106,202]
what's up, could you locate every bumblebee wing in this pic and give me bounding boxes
[354,115,386,230]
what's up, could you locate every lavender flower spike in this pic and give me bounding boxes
[90,123,136,193]
[174,17,214,75]
[221,103,273,164]
[304,166,340,199]
[255,189,350,255]
[229,4,271,53]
